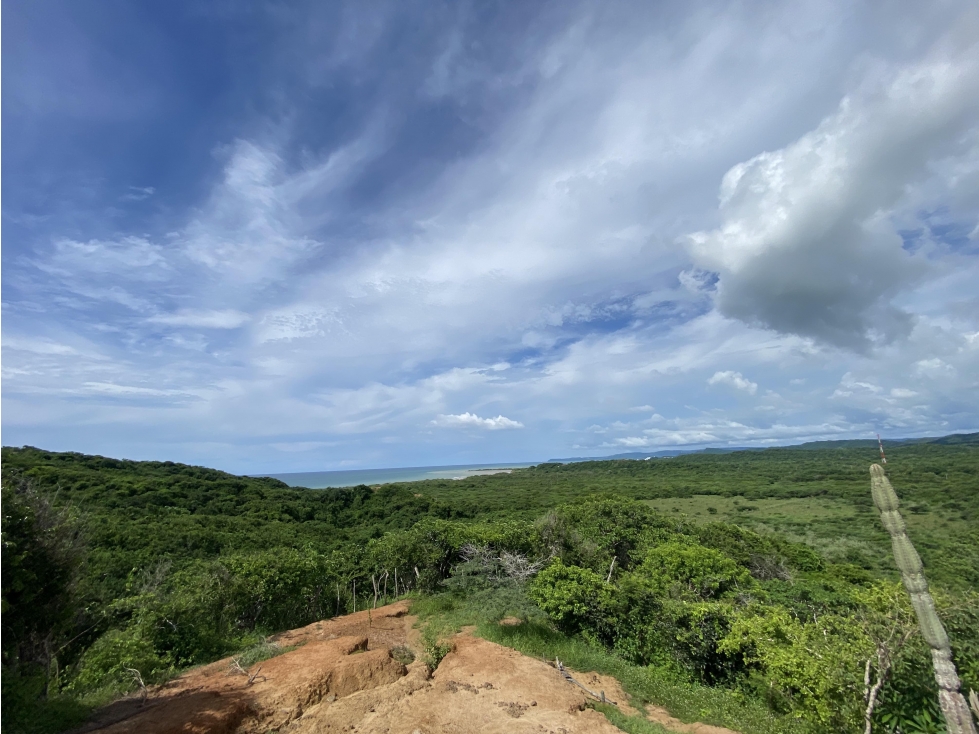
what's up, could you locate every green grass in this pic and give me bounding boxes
[642,495,858,524]
[233,637,299,668]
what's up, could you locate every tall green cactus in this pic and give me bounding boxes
[870,463,976,734]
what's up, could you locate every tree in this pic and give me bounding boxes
[0,475,84,731]
[2,476,85,693]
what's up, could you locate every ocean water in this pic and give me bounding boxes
[257,462,538,489]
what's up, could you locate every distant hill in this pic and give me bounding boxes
[547,446,756,462]
[789,432,979,450]
[547,431,979,463]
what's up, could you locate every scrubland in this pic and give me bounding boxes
[2,435,977,733]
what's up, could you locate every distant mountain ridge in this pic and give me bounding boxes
[546,431,979,463]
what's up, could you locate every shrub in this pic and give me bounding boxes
[421,623,452,670]
[605,573,667,666]
[718,606,870,728]
[0,672,91,734]
[2,478,84,675]
[390,644,415,666]
[662,601,743,685]
[695,523,822,573]
[68,627,170,696]
[639,542,749,600]
[234,637,291,668]
[529,560,612,634]
[537,498,687,573]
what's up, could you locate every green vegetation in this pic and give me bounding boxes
[385,438,979,589]
[2,435,977,733]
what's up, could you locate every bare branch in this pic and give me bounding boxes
[499,551,543,583]
[228,657,248,677]
[247,665,265,685]
[124,667,148,704]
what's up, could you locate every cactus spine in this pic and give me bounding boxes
[870,463,977,734]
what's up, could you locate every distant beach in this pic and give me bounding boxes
[256,462,537,489]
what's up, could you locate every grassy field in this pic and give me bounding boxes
[637,493,974,571]
[641,494,858,524]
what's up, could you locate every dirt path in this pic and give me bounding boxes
[645,705,741,734]
[75,601,739,734]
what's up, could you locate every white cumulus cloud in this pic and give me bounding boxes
[708,370,758,394]
[686,35,979,349]
[432,412,524,430]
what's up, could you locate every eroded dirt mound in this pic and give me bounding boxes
[78,603,413,734]
[78,601,739,734]
[290,633,624,734]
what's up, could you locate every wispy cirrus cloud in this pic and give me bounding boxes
[2,1,977,471]
[121,186,155,201]
[147,310,250,329]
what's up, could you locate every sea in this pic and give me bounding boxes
[257,462,538,489]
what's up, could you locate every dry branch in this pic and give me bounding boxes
[554,657,616,706]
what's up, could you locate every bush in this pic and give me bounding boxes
[1,672,91,734]
[639,542,749,600]
[529,560,612,634]
[870,587,979,732]
[390,644,415,666]
[537,498,686,573]
[605,574,668,666]
[654,601,741,685]
[695,523,822,573]
[718,606,869,728]
[421,623,452,670]
[68,627,170,696]
[233,637,291,668]
[2,478,88,732]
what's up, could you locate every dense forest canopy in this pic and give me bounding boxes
[2,435,977,733]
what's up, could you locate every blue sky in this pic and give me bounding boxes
[3,0,978,474]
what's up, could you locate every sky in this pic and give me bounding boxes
[2,0,978,474]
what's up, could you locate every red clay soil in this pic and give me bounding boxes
[75,601,739,734]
